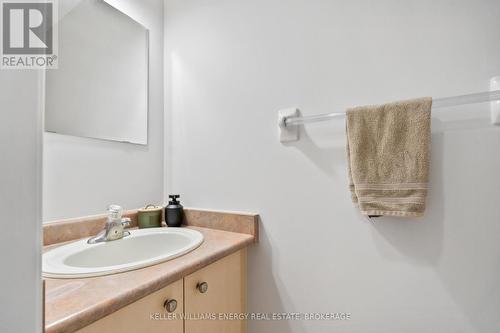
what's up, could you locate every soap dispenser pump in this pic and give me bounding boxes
[165,195,183,227]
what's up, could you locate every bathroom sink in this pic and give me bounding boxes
[43,228,204,278]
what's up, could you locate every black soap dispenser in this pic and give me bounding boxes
[165,195,183,227]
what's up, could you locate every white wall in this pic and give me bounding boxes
[43,0,164,221]
[0,71,43,332]
[164,1,500,332]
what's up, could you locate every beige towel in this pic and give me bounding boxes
[346,97,432,217]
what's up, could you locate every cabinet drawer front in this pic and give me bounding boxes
[77,279,184,333]
[184,249,247,333]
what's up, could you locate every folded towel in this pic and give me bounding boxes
[346,97,432,217]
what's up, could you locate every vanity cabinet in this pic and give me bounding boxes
[75,249,246,333]
[184,249,247,333]
[77,279,184,333]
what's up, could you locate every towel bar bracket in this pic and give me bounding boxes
[278,108,300,142]
[491,77,500,125]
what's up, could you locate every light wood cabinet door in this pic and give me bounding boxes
[76,279,183,333]
[184,249,247,333]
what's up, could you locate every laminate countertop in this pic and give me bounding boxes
[44,226,255,333]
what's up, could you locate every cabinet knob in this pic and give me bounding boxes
[164,299,177,313]
[196,281,208,293]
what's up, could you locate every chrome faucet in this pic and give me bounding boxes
[88,205,131,244]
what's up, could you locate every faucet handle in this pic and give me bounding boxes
[107,205,123,219]
[121,217,131,228]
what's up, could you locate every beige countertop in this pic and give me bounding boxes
[44,226,255,333]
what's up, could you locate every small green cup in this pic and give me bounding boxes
[138,205,163,228]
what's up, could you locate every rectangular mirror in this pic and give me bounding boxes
[45,0,149,144]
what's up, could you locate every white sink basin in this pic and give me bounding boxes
[43,228,203,278]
